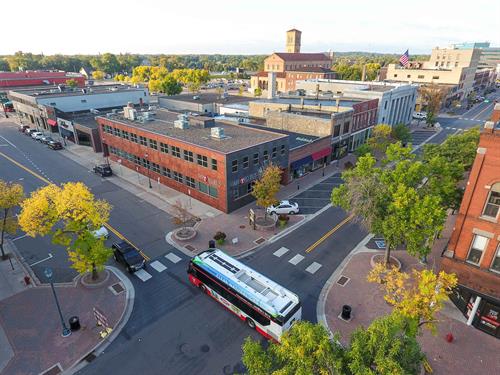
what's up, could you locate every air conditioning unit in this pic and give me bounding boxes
[211,127,225,139]
[143,111,155,121]
[128,108,137,120]
[174,113,189,129]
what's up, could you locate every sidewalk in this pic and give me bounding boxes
[320,213,500,374]
[0,241,132,375]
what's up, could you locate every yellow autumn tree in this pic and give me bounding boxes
[251,164,282,222]
[368,263,457,333]
[19,182,112,280]
[0,180,24,260]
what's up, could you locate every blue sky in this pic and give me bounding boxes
[2,0,499,55]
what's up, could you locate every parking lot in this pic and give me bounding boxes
[291,173,343,215]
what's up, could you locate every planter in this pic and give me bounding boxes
[216,239,225,246]
[255,216,277,231]
[370,253,402,271]
[278,220,288,228]
[173,227,197,241]
[80,269,110,289]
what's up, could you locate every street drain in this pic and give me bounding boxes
[200,344,210,353]
[185,244,196,252]
[41,363,62,375]
[109,283,124,295]
[83,352,97,363]
[337,275,350,286]
[254,237,266,245]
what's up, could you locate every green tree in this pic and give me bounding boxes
[160,75,183,95]
[0,181,24,260]
[251,164,282,222]
[0,59,10,71]
[254,87,262,97]
[367,124,394,154]
[242,321,345,375]
[391,124,411,145]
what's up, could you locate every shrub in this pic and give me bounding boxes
[214,231,226,245]
[278,214,289,223]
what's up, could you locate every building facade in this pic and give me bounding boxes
[441,120,500,339]
[453,42,500,70]
[0,70,85,89]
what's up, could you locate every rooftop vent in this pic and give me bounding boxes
[123,107,137,120]
[211,127,225,139]
[90,108,100,114]
[174,114,189,129]
[142,111,156,121]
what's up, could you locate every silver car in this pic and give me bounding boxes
[267,200,300,215]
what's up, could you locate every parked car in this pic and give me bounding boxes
[112,241,146,273]
[40,136,54,144]
[31,131,44,140]
[93,164,113,177]
[47,140,63,150]
[267,200,300,215]
[25,128,35,136]
[92,226,109,239]
[18,125,30,133]
[412,112,427,120]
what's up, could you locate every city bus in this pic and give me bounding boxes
[187,248,301,341]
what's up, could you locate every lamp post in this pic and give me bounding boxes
[144,153,152,189]
[44,267,71,337]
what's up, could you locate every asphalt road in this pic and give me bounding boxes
[291,173,343,214]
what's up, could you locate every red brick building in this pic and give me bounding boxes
[442,120,500,338]
[0,70,85,88]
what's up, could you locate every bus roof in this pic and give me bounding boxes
[193,249,300,318]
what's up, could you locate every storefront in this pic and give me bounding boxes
[311,147,332,170]
[290,155,313,179]
[57,118,77,144]
[332,138,349,160]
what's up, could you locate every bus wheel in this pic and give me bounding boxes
[246,318,256,329]
[200,285,207,294]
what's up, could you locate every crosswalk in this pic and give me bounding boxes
[133,251,184,282]
[274,247,323,275]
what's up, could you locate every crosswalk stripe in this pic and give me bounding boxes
[305,262,322,274]
[273,247,290,257]
[150,260,167,272]
[288,254,304,265]
[446,127,450,129]
[165,252,182,264]
[134,269,153,282]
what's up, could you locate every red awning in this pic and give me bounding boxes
[312,147,332,161]
[47,119,57,126]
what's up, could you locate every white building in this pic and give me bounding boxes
[295,79,418,126]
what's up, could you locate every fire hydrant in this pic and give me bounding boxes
[445,333,454,343]
[24,275,31,286]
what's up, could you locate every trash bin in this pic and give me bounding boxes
[341,305,352,320]
[208,240,215,249]
[69,316,80,331]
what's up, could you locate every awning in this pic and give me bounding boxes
[312,147,332,161]
[47,119,57,127]
[290,155,313,170]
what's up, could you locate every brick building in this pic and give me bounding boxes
[97,109,288,213]
[441,120,500,339]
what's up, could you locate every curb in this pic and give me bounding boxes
[66,266,135,375]
[165,231,195,257]
[316,233,374,334]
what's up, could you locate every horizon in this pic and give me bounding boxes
[1,0,498,56]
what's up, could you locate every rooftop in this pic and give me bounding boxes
[256,96,362,108]
[9,84,146,99]
[99,109,287,154]
[58,108,123,129]
[159,93,249,105]
[301,78,405,92]
[273,52,331,62]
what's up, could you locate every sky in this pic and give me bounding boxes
[2,0,499,56]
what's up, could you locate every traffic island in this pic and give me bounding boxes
[0,267,130,375]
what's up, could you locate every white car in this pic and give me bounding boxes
[31,131,44,140]
[92,226,109,239]
[267,200,300,215]
[412,112,427,120]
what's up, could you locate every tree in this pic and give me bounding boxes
[251,164,282,221]
[171,199,193,234]
[367,124,394,154]
[242,321,345,375]
[0,59,10,72]
[160,75,182,95]
[391,124,411,146]
[92,70,105,80]
[19,182,112,280]
[419,84,446,125]
[368,265,457,332]
[347,312,423,375]
[0,181,24,260]
[65,79,78,88]
[254,87,262,97]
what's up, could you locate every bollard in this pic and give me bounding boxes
[341,305,352,320]
[209,240,215,249]
[445,333,454,343]
[24,275,31,286]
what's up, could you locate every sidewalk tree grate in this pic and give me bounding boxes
[83,352,97,363]
[41,363,62,375]
[254,237,266,245]
[337,275,350,286]
[239,225,245,229]
[109,282,125,295]
[185,244,196,252]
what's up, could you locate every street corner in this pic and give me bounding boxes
[0,267,130,375]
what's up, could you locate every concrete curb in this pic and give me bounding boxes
[5,239,42,286]
[316,233,374,334]
[165,231,195,257]
[66,266,135,375]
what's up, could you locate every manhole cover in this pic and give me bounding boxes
[41,364,62,375]
[200,344,210,353]
[110,283,124,294]
[185,244,196,252]
[337,275,350,286]
[254,237,266,245]
[179,343,196,357]
[239,225,245,229]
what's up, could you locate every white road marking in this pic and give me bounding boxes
[165,252,182,264]
[150,260,167,273]
[134,269,153,282]
[288,254,304,265]
[12,234,28,241]
[446,127,451,129]
[273,247,290,257]
[0,136,18,149]
[305,262,322,274]
[29,253,53,266]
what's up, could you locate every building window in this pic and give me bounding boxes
[272,147,277,159]
[253,152,259,166]
[407,74,411,78]
[333,124,341,137]
[233,187,239,199]
[198,182,209,194]
[184,150,194,162]
[161,166,171,178]
[130,133,138,143]
[173,171,183,183]
[122,130,129,140]
[280,144,286,155]
[482,186,500,219]
[160,142,169,154]
[150,162,160,174]
[247,181,255,194]
[393,74,397,78]
[263,150,269,162]
[491,244,500,273]
[185,176,196,188]
[466,235,488,265]
[149,139,157,150]
[384,101,388,110]
[343,121,350,134]
[171,146,181,158]
[209,186,218,198]
[81,99,87,103]
[432,76,440,80]
[139,136,147,146]
[243,156,249,169]
[197,154,208,167]
[418,75,424,79]
[231,159,238,173]
[211,158,217,171]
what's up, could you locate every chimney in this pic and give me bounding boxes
[484,121,495,133]
[267,72,277,99]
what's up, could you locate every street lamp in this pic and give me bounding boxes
[44,267,72,337]
[144,153,152,189]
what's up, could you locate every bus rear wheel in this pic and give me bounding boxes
[246,318,256,329]
[200,285,207,294]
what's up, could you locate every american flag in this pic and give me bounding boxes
[399,49,409,67]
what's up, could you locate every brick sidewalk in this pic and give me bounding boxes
[0,270,126,375]
[323,213,500,374]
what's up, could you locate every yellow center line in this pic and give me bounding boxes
[305,214,355,253]
[0,151,150,261]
